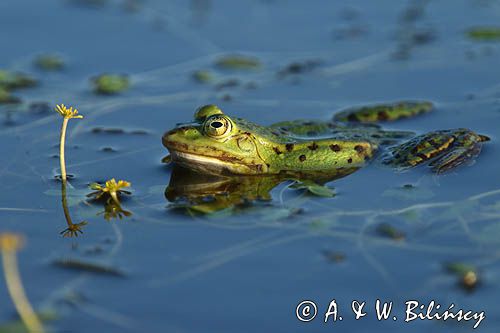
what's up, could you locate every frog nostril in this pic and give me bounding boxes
[211,121,223,128]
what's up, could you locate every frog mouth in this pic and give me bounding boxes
[169,150,266,175]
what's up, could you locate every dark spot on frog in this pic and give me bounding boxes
[273,147,282,155]
[329,144,341,152]
[354,145,365,153]
[307,131,317,136]
[299,155,306,162]
[308,142,319,151]
[347,113,359,122]
[347,158,353,163]
[271,131,280,136]
[285,143,294,152]
[266,163,270,167]
[377,111,389,121]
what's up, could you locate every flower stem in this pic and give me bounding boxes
[61,181,73,227]
[110,191,120,206]
[1,250,45,333]
[59,117,69,182]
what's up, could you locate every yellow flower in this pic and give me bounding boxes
[54,104,83,119]
[88,178,131,205]
[0,233,25,252]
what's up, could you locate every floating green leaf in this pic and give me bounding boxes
[467,27,500,41]
[34,54,65,71]
[290,180,335,197]
[192,70,214,83]
[376,223,405,241]
[92,74,130,95]
[216,55,261,70]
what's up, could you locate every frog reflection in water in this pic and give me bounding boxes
[162,103,489,211]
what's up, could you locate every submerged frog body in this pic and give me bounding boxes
[162,103,489,176]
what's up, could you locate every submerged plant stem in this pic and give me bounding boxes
[59,117,69,182]
[1,251,45,333]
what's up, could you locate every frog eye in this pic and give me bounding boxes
[203,115,233,138]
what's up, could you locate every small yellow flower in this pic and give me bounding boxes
[54,104,83,119]
[0,233,25,252]
[88,178,131,205]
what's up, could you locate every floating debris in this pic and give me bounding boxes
[91,127,125,134]
[90,126,148,135]
[215,78,240,90]
[92,74,130,95]
[215,55,261,70]
[100,146,117,153]
[52,258,125,277]
[467,27,500,41]
[444,262,480,291]
[34,54,65,71]
[322,250,346,263]
[192,70,214,83]
[376,223,405,241]
[277,59,322,78]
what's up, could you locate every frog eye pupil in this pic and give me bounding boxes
[211,121,223,128]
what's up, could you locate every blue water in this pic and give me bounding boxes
[1,0,500,332]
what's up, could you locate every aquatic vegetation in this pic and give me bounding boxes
[0,70,37,90]
[0,87,20,104]
[88,178,132,205]
[376,223,405,241]
[215,55,261,70]
[0,233,45,333]
[92,74,130,95]
[34,54,65,71]
[290,180,335,197]
[333,101,434,123]
[52,258,125,277]
[466,27,500,41]
[192,70,214,83]
[54,104,83,182]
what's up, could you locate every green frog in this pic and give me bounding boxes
[162,103,489,176]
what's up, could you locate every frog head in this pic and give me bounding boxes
[162,105,273,175]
